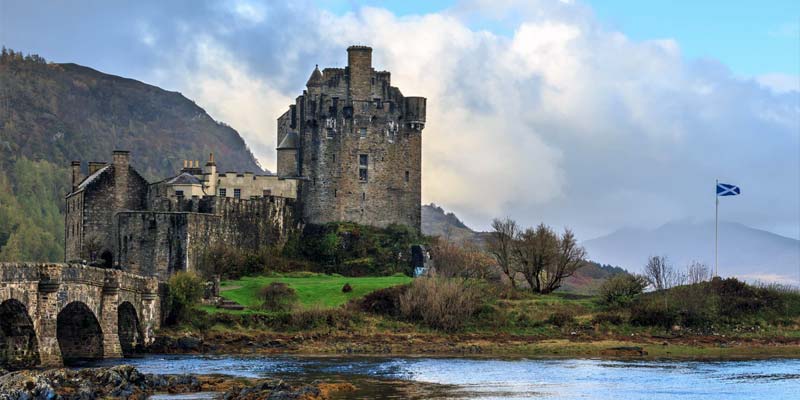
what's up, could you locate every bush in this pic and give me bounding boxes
[399,277,483,331]
[591,312,624,325]
[599,274,648,307]
[630,300,678,328]
[546,311,576,327]
[357,284,409,317]
[259,282,298,312]
[167,271,205,324]
[289,306,355,331]
[342,283,353,293]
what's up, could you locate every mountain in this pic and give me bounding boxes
[0,49,264,261]
[0,49,264,179]
[422,203,490,244]
[421,204,625,293]
[583,220,800,284]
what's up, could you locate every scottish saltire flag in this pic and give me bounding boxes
[717,183,741,196]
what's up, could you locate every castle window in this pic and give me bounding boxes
[234,188,241,199]
[359,128,367,138]
[371,77,375,85]
[332,154,336,163]
[327,128,335,139]
[219,188,227,197]
[334,189,337,198]
[362,192,366,201]
[175,190,184,197]
[263,189,272,197]
[374,98,382,109]
[405,170,409,183]
[359,154,368,182]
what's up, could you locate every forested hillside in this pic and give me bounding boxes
[0,49,265,261]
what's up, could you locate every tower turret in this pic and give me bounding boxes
[347,45,372,101]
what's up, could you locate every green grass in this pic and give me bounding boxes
[217,273,412,310]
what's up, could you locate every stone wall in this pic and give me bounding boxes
[117,196,296,279]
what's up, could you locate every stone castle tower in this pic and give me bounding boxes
[276,46,426,231]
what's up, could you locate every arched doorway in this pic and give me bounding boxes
[117,302,143,356]
[0,299,40,370]
[100,250,113,268]
[57,302,103,364]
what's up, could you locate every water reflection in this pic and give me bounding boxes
[86,355,800,399]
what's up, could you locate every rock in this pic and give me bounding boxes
[177,336,203,352]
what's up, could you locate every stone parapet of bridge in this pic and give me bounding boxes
[0,262,161,369]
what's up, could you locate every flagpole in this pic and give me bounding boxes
[715,179,719,278]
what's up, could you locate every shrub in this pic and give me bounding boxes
[289,306,355,331]
[259,282,298,312]
[342,283,353,293]
[167,271,205,324]
[546,311,576,327]
[630,300,678,328]
[591,312,624,325]
[357,284,409,317]
[599,274,648,307]
[399,277,483,331]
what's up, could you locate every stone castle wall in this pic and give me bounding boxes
[117,196,296,280]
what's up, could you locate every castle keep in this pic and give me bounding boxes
[64,46,424,280]
[277,45,426,229]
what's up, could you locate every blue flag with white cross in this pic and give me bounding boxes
[716,182,741,196]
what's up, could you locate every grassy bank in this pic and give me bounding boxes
[170,273,800,359]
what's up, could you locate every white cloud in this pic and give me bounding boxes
[111,0,798,239]
[756,73,800,94]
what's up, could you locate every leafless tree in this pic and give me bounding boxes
[540,229,587,294]
[429,238,494,279]
[512,224,558,293]
[686,261,711,284]
[643,256,685,291]
[487,218,520,287]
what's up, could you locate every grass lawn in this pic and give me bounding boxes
[217,273,412,310]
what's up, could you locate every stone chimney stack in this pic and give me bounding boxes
[204,152,218,195]
[347,45,373,101]
[71,161,83,191]
[112,150,130,210]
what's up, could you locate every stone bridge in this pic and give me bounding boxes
[0,263,161,368]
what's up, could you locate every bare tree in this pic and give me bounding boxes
[429,238,494,279]
[487,218,520,287]
[540,229,587,294]
[512,224,558,293]
[686,261,711,284]
[643,256,685,291]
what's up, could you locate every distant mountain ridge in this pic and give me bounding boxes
[0,50,264,179]
[583,220,800,283]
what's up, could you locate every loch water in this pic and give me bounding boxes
[84,354,800,399]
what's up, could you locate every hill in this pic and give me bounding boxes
[583,220,800,284]
[0,49,264,261]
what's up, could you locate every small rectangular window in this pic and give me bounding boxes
[334,189,337,198]
[219,188,227,197]
[234,188,241,199]
[374,98,382,109]
[359,154,368,182]
[175,190,184,197]
[327,128,335,139]
[362,192,366,201]
[405,171,410,183]
[359,128,367,138]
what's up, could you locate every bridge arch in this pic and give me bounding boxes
[117,301,144,356]
[0,299,40,370]
[57,301,104,364]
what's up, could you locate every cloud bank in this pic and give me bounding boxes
[2,0,798,241]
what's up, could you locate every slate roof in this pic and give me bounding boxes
[277,132,299,149]
[166,172,202,185]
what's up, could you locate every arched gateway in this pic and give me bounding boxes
[0,263,160,368]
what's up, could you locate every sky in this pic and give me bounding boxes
[1,0,798,241]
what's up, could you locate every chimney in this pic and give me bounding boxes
[347,45,373,101]
[88,162,106,175]
[71,161,82,191]
[112,150,130,210]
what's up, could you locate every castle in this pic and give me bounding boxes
[64,46,425,280]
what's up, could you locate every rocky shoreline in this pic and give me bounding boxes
[0,365,355,400]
